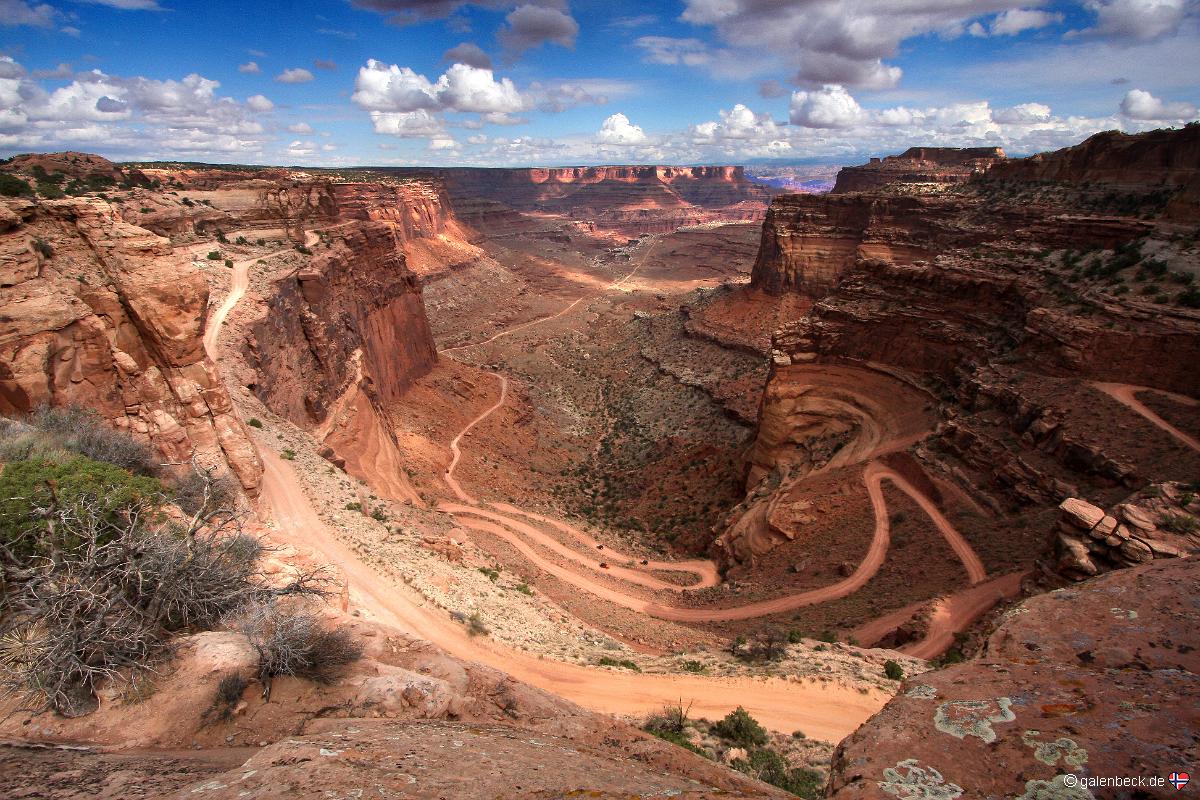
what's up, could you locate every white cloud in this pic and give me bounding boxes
[1119,88,1198,120]
[238,61,261,74]
[352,60,528,122]
[992,101,1052,123]
[75,0,161,9]
[790,85,865,128]
[678,0,1061,88]
[368,109,446,137]
[595,112,647,145]
[246,94,274,112]
[276,68,315,84]
[1080,0,1190,41]
[288,122,314,134]
[527,78,630,112]
[443,42,492,70]
[0,56,272,158]
[987,8,1064,35]
[1,0,57,27]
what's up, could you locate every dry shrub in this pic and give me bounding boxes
[230,600,362,696]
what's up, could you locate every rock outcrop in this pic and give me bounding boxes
[831,147,1005,194]
[245,220,437,428]
[828,555,1199,798]
[0,197,262,493]
[987,125,1200,187]
[1049,485,1198,581]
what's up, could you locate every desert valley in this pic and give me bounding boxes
[0,123,1197,798]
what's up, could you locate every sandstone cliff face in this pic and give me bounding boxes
[0,197,262,493]
[382,165,773,236]
[828,555,1199,798]
[245,220,437,428]
[831,146,1005,194]
[987,124,1200,187]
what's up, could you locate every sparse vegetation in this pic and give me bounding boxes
[206,250,221,260]
[884,660,904,681]
[231,601,362,698]
[280,448,296,460]
[0,409,334,714]
[1160,512,1198,535]
[712,706,769,748]
[246,418,263,429]
[201,672,248,725]
[597,656,640,671]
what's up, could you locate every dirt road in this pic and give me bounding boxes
[260,448,888,740]
[1093,381,1200,453]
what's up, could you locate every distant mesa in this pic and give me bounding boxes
[831,146,1007,194]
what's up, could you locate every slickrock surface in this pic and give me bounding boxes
[828,556,1199,799]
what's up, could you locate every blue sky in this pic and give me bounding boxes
[1,0,1197,166]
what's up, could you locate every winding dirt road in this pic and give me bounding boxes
[1093,381,1200,453]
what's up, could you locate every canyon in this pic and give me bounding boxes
[1,126,1198,798]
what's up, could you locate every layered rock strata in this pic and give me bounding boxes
[0,197,261,493]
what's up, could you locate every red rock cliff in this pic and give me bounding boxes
[0,197,262,493]
[831,146,1005,194]
[244,220,437,427]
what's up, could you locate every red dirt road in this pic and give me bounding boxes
[1093,381,1200,453]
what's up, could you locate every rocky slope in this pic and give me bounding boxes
[831,147,1005,194]
[0,197,262,493]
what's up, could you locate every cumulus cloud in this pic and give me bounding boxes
[246,94,274,112]
[276,68,315,84]
[690,104,791,156]
[790,84,865,128]
[1119,88,1198,119]
[1,0,57,27]
[0,55,271,157]
[675,0,1088,88]
[238,61,261,74]
[353,60,524,115]
[443,42,493,69]
[369,109,446,137]
[498,4,579,55]
[1080,0,1190,41]
[595,112,646,145]
[992,101,1052,123]
[288,122,314,134]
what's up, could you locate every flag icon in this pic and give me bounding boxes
[1169,772,1190,790]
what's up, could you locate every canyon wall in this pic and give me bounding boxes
[987,124,1200,186]
[718,126,1200,567]
[0,197,262,493]
[831,146,1005,194]
[380,165,773,235]
[244,220,437,428]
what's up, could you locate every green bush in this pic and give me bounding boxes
[1160,512,1198,535]
[32,238,54,259]
[884,660,904,681]
[598,656,640,671]
[280,448,296,460]
[246,418,263,429]
[224,259,234,268]
[0,173,33,197]
[732,748,823,798]
[712,706,768,748]
[0,456,162,558]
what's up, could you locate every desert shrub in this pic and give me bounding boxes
[280,448,296,460]
[234,236,247,245]
[295,244,312,255]
[231,601,361,694]
[642,700,709,758]
[0,174,33,197]
[202,672,249,725]
[680,659,706,673]
[0,456,162,558]
[731,748,822,797]
[246,418,263,429]
[29,405,156,474]
[1160,512,1199,535]
[712,706,769,748]
[206,251,221,260]
[478,566,499,581]
[32,238,54,258]
[597,656,640,671]
[224,259,233,268]
[514,582,533,595]
[466,612,489,637]
[370,506,388,523]
[884,660,905,681]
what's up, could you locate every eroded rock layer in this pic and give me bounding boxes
[831,147,1005,194]
[0,197,262,493]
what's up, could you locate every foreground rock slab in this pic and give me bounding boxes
[829,557,1200,798]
